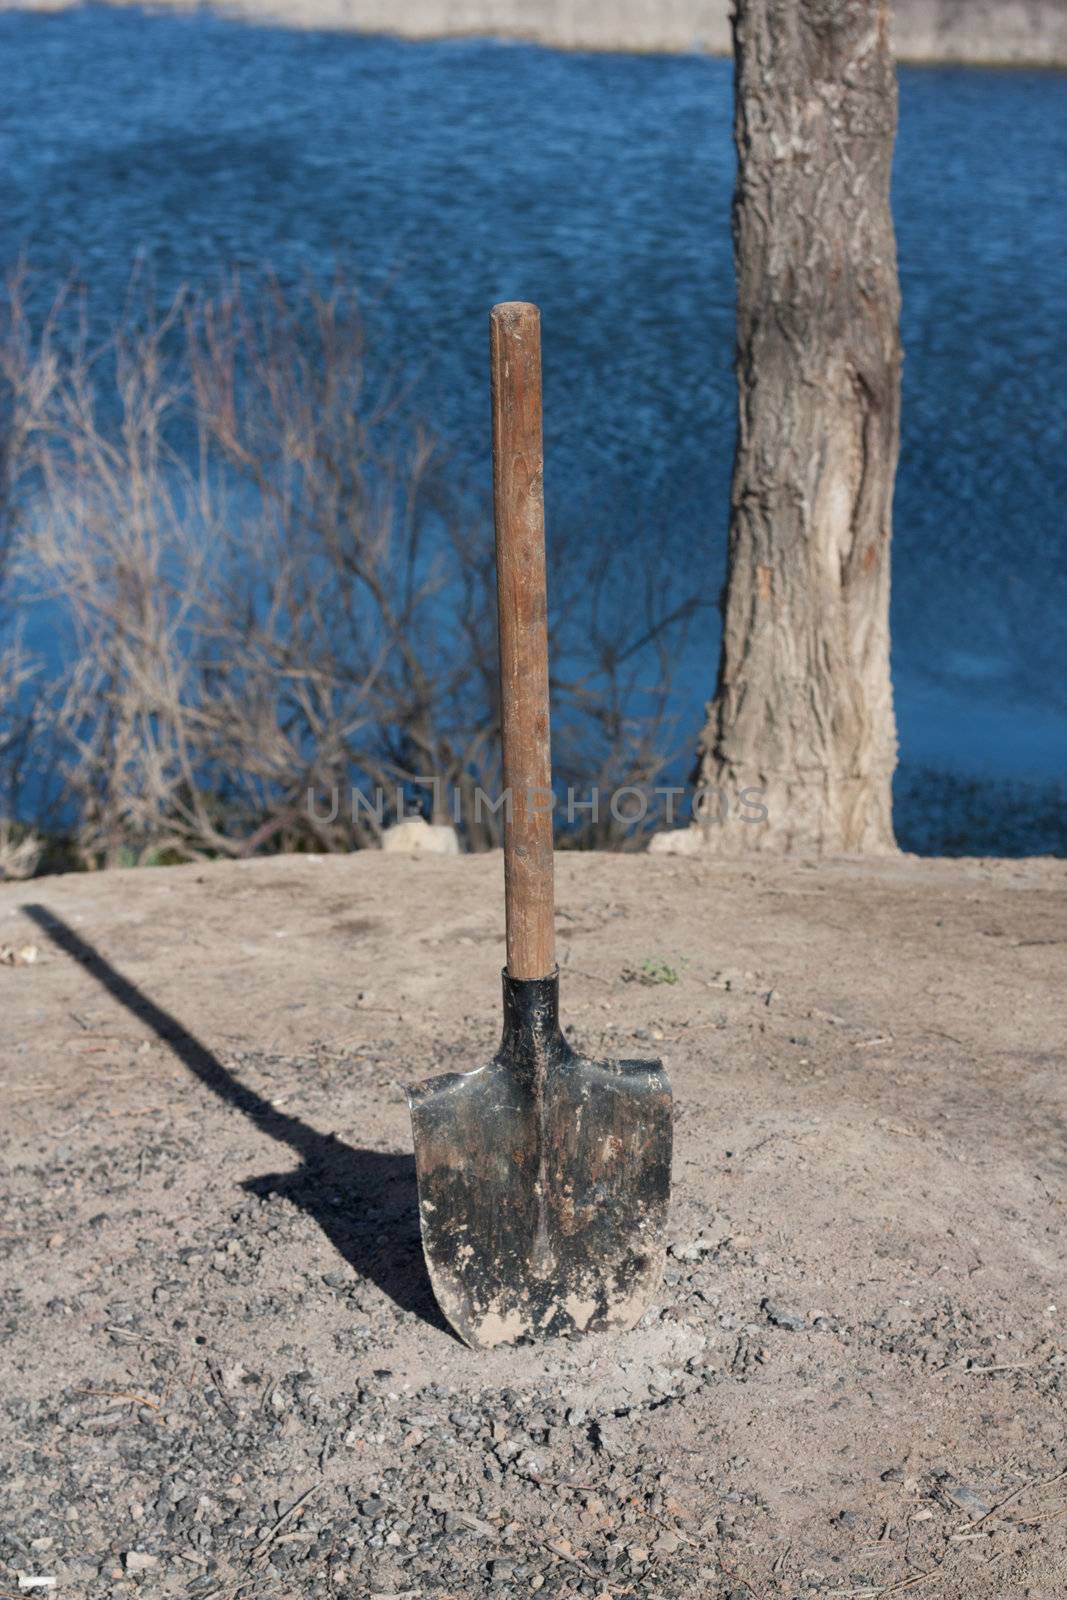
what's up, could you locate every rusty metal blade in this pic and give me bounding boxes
[407,972,672,1348]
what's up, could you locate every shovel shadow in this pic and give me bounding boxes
[22,904,449,1336]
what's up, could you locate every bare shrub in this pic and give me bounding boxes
[185,274,494,854]
[0,818,42,882]
[23,285,218,864]
[0,267,60,831]
[548,522,699,848]
[7,268,699,866]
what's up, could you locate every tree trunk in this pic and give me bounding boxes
[695,0,902,854]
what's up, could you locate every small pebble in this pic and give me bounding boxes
[762,1298,806,1332]
[122,1552,160,1573]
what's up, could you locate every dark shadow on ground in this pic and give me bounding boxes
[23,903,450,1337]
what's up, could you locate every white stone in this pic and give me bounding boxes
[647,827,704,856]
[380,817,460,856]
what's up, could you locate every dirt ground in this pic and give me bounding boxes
[1,849,1065,1599]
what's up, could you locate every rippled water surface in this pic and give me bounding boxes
[3,7,1065,836]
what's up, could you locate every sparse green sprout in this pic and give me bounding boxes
[641,955,688,986]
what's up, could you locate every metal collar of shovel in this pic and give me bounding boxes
[407,303,672,1350]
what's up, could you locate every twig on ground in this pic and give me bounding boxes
[958,1466,1067,1533]
[104,1324,177,1348]
[251,1482,321,1559]
[923,1027,966,1047]
[74,1387,160,1411]
[939,1359,1036,1377]
[206,1359,239,1419]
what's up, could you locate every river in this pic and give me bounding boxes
[3,7,1065,850]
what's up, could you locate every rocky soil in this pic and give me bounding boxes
[1,850,1065,1598]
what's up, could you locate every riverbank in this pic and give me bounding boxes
[9,0,1067,66]
[2,849,1065,1595]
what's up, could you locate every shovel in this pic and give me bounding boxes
[407,302,672,1349]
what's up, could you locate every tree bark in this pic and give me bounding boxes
[695,0,902,854]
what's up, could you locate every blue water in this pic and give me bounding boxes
[2,7,1066,839]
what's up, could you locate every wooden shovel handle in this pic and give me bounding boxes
[491,302,555,981]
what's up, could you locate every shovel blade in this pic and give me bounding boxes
[408,974,672,1348]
